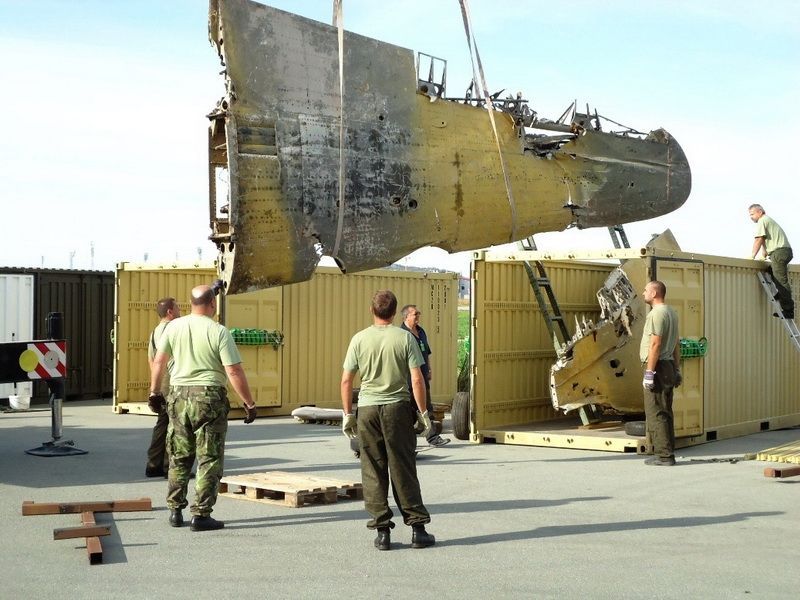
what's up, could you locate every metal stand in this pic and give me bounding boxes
[25,312,87,457]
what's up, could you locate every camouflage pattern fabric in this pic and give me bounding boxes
[166,385,229,516]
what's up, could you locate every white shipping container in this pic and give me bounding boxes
[0,274,35,400]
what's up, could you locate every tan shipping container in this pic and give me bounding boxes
[469,247,800,452]
[114,263,458,417]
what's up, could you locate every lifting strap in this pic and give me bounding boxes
[458,0,519,242]
[332,0,346,260]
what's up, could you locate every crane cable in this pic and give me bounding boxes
[332,0,346,260]
[458,0,518,242]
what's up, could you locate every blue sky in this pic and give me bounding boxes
[1,0,798,273]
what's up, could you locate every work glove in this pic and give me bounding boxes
[416,411,433,439]
[674,370,683,388]
[342,413,357,439]
[148,392,166,415]
[243,403,257,424]
[211,279,225,296]
[642,370,656,391]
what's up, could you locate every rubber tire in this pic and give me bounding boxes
[452,391,470,441]
[624,420,646,437]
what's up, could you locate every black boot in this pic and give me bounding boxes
[168,509,184,527]
[411,525,435,548]
[374,528,391,551]
[190,515,225,531]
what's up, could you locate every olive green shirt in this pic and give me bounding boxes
[156,314,241,387]
[639,304,679,363]
[343,324,425,406]
[754,214,791,255]
[148,320,174,394]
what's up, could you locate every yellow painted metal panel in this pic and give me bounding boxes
[115,263,459,417]
[472,259,613,434]
[473,249,800,450]
[223,287,282,408]
[113,262,217,412]
[703,261,800,430]
[653,259,704,436]
[279,267,458,413]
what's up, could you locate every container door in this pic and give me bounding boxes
[113,264,217,412]
[653,258,704,437]
[0,274,34,400]
[223,287,283,408]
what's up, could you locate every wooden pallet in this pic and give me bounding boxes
[756,439,800,465]
[219,471,363,508]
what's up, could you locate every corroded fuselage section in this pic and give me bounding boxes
[550,264,648,414]
[208,0,691,293]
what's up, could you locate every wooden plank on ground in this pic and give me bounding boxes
[81,511,103,565]
[763,465,800,478]
[755,440,800,465]
[22,498,152,516]
[220,471,363,508]
[53,525,111,540]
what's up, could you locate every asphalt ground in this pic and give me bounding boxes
[2,399,799,599]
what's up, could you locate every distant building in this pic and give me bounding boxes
[459,276,470,300]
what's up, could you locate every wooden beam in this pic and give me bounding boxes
[22,498,152,516]
[763,465,800,478]
[53,525,111,541]
[81,512,103,565]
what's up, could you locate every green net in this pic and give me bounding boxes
[229,328,284,348]
[679,337,707,359]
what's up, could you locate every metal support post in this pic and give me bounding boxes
[25,312,87,457]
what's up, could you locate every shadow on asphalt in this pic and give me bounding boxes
[439,511,784,546]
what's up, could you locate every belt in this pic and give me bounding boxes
[173,385,225,393]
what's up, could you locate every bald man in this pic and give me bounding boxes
[150,284,256,531]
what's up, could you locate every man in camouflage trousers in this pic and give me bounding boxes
[150,283,257,531]
[145,297,180,478]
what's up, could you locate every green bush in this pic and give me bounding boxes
[456,310,470,392]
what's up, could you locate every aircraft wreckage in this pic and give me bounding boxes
[207,0,691,293]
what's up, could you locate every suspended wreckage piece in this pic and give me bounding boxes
[207,0,692,293]
[550,264,648,414]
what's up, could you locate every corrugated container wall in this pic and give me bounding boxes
[114,264,458,416]
[113,263,217,407]
[703,258,800,435]
[471,249,800,448]
[471,259,611,432]
[0,274,34,400]
[0,268,114,402]
[280,267,458,411]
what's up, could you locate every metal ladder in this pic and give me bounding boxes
[757,271,800,352]
[518,235,570,353]
[608,224,631,249]
[518,225,631,353]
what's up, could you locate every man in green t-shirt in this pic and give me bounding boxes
[640,280,681,466]
[341,290,436,551]
[150,284,257,532]
[145,297,180,478]
[749,204,794,319]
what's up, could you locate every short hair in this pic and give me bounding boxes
[401,304,416,318]
[156,297,177,318]
[191,287,215,307]
[648,280,667,299]
[748,203,764,212]
[372,290,397,320]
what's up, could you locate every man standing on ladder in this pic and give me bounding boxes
[750,204,794,319]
